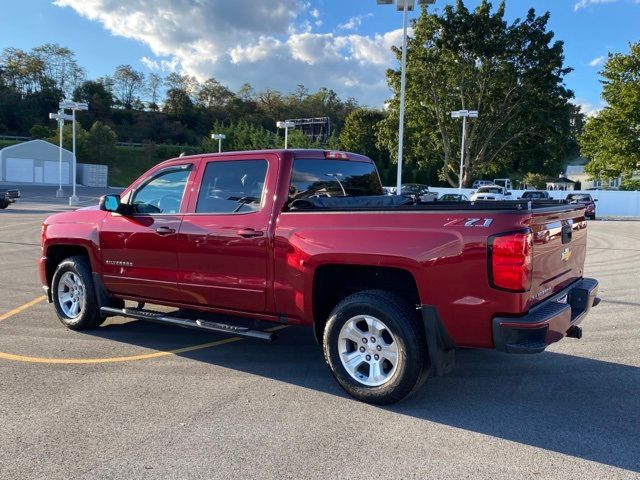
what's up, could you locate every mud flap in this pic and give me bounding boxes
[92,272,124,317]
[420,305,456,376]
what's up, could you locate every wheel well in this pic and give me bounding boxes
[46,245,90,284]
[312,265,421,343]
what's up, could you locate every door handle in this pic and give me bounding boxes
[156,226,176,236]
[237,228,264,238]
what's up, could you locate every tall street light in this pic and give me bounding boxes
[49,110,73,198]
[59,100,88,206]
[377,0,435,194]
[277,121,295,149]
[450,109,479,194]
[211,133,226,153]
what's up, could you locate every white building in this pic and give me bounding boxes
[565,164,621,190]
[0,140,73,185]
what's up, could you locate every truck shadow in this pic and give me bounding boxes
[86,320,639,473]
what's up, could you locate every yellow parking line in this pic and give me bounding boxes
[0,295,289,364]
[0,336,244,364]
[0,296,46,322]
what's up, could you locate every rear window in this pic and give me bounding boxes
[522,191,548,199]
[567,194,592,202]
[478,187,503,194]
[289,159,383,201]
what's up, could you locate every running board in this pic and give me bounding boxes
[99,307,277,342]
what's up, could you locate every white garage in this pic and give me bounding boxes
[0,140,73,185]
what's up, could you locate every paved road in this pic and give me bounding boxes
[0,192,638,480]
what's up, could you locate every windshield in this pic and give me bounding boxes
[289,159,383,201]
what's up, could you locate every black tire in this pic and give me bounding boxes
[0,201,8,209]
[51,256,104,330]
[323,290,429,405]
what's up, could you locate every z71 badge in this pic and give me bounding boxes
[445,218,494,227]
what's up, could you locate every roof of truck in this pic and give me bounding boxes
[160,149,374,166]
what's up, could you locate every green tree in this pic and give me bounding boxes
[32,43,85,97]
[340,108,386,160]
[30,124,52,139]
[86,121,118,164]
[522,172,550,190]
[111,65,145,109]
[581,41,640,179]
[46,121,89,160]
[204,121,276,152]
[377,0,576,187]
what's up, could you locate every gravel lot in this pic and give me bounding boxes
[0,187,638,480]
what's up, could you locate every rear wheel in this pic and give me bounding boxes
[323,290,429,405]
[0,200,8,209]
[51,256,104,330]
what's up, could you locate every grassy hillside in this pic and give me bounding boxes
[105,144,202,187]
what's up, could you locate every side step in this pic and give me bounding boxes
[99,307,277,342]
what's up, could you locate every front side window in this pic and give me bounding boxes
[289,159,382,201]
[196,160,268,214]
[131,167,191,214]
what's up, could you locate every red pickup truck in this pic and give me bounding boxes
[40,149,599,404]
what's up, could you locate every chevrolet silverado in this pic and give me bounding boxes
[40,149,599,404]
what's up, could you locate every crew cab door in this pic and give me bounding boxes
[177,155,277,313]
[100,162,195,302]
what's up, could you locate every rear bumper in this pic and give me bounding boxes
[493,278,599,353]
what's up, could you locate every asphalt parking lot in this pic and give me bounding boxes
[0,187,638,480]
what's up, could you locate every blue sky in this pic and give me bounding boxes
[1,0,638,113]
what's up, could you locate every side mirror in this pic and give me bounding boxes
[594,199,599,202]
[100,194,122,213]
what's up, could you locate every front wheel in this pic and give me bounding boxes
[51,256,104,330]
[0,201,8,209]
[323,290,429,405]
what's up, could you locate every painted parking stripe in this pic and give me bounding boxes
[0,295,288,364]
[0,296,46,322]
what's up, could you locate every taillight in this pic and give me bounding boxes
[488,231,533,292]
[325,151,349,159]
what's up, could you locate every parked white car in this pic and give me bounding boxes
[470,185,512,201]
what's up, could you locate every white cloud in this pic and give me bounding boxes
[573,99,606,117]
[574,0,618,11]
[338,13,374,31]
[53,0,406,106]
[141,56,179,72]
[588,55,605,67]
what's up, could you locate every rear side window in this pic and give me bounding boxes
[289,159,382,201]
[196,160,268,214]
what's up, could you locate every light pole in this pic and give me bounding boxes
[49,110,73,198]
[211,133,226,153]
[450,109,479,194]
[276,121,295,149]
[377,0,435,193]
[59,100,88,206]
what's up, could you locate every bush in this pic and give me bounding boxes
[30,124,52,139]
[620,179,640,191]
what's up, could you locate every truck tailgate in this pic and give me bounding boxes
[527,205,587,308]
